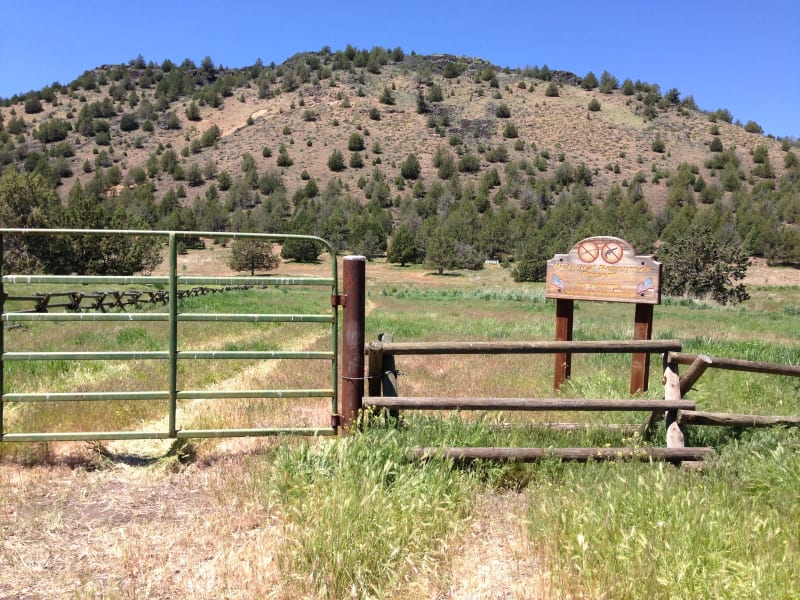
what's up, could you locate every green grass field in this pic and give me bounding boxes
[2,262,799,598]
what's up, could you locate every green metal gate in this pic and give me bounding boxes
[0,229,339,442]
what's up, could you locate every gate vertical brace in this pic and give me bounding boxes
[340,255,366,431]
[631,303,654,393]
[554,299,574,390]
[168,234,178,438]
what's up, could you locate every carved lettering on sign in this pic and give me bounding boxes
[546,237,662,304]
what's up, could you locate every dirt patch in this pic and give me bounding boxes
[0,458,285,599]
[444,492,547,599]
[743,257,800,286]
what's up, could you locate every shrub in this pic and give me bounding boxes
[581,71,598,90]
[660,225,750,304]
[185,101,200,121]
[652,135,666,153]
[119,113,139,132]
[503,122,519,138]
[710,136,723,152]
[443,61,463,79]
[379,87,395,105]
[486,146,509,163]
[348,132,365,151]
[588,98,601,112]
[495,103,511,118]
[349,151,364,169]
[327,149,345,172]
[400,153,421,180]
[427,84,443,103]
[544,82,559,97]
[369,107,381,121]
[24,95,43,114]
[744,120,763,134]
[276,144,293,167]
[33,119,72,143]
[753,145,769,164]
[458,153,481,173]
[434,147,456,180]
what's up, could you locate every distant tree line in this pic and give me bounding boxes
[1,45,799,304]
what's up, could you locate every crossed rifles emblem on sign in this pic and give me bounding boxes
[577,240,623,264]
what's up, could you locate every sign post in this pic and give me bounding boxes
[546,237,662,393]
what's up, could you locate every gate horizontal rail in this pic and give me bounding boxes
[3,350,335,360]
[1,228,340,442]
[4,313,333,323]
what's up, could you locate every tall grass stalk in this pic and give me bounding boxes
[529,428,800,599]
[268,428,473,598]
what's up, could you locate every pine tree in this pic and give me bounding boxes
[659,225,750,305]
[227,238,280,275]
[387,224,421,266]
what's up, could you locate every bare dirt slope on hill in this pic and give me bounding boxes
[0,52,789,218]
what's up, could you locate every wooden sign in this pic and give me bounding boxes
[546,236,661,304]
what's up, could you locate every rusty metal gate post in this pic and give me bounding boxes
[340,255,366,431]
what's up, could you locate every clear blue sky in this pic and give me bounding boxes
[2,0,797,138]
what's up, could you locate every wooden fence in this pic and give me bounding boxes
[360,338,715,463]
[336,259,798,463]
[3,285,253,314]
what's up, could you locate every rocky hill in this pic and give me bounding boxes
[1,47,798,272]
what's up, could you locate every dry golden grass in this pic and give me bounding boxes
[452,493,547,599]
[0,459,289,599]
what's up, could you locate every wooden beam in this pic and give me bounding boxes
[679,410,800,428]
[369,339,683,356]
[664,361,685,448]
[363,396,696,411]
[411,446,714,463]
[668,352,800,378]
[366,341,384,399]
[488,422,642,433]
[630,303,654,393]
[679,354,713,396]
[554,298,574,390]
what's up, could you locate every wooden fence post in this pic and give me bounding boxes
[554,299,574,390]
[663,358,685,448]
[340,255,366,431]
[630,303,653,393]
[366,333,399,423]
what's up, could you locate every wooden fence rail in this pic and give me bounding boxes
[664,351,800,429]
[3,285,253,314]
[669,351,800,379]
[354,337,717,462]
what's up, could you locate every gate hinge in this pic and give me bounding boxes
[331,294,346,307]
[331,413,341,429]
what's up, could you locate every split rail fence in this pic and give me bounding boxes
[4,285,253,314]
[336,258,799,464]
